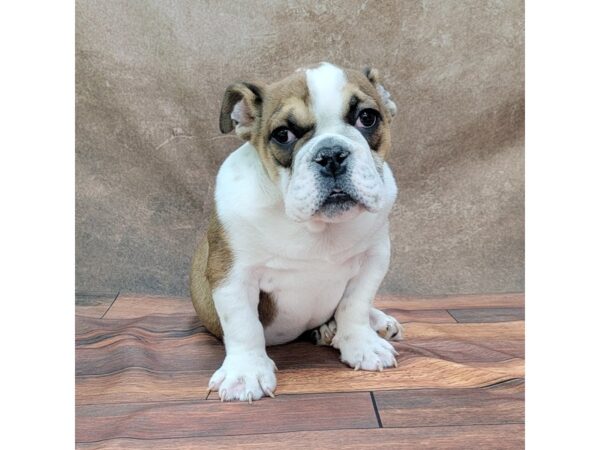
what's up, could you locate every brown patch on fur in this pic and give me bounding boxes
[190,213,279,338]
[264,95,315,168]
[219,72,312,182]
[345,69,394,160]
[190,212,233,339]
[251,71,312,180]
[258,291,277,327]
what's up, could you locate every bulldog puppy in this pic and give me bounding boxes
[191,62,403,403]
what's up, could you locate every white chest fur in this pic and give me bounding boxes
[259,250,362,345]
[215,144,396,345]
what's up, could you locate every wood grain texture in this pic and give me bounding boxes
[271,358,523,395]
[77,356,523,406]
[76,294,117,318]
[375,379,524,427]
[77,393,378,442]
[77,369,212,406]
[404,321,524,341]
[104,293,524,319]
[379,308,456,323]
[75,293,525,446]
[375,293,524,311]
[76,424,525,449]
[448,307,525,323]
[103,294,194,319]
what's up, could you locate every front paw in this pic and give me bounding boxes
[208,352,277,403]
[333,328,398,371]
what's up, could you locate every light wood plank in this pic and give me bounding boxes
[77,370,212,406]
[273,358,523,395]
[104,294,194,319]
[404,321,524,340]
[375,293,524,310]
[99,293,524,319]
[380,308,456,323]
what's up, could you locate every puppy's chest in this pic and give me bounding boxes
[258,254,361,345]
[259,255,360,292]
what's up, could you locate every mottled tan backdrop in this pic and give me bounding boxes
[76,0,524,296]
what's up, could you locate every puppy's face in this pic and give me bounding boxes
[219,63,397,224]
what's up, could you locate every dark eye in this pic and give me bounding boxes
[355,109,379,129]
[271,127,297,145]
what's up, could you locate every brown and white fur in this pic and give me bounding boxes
[191,62,403,402]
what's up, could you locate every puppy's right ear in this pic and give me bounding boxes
[219,82,264,140]
[363,67,397,119]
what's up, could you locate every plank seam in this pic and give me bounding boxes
[370,391,383,428]
[100,290,121,319]
[446,309,460,323]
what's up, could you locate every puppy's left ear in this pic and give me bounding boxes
[219,82,265,140]
[363,67,397,119]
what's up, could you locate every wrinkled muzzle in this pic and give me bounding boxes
[284,135,385,222]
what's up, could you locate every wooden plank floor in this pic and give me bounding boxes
[76,292,524,449]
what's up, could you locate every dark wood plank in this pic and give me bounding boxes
[76,424,524,449]
[375,379,524,428]
[76,293,116,318]
[375,293,524,311]
[448,308,525,323]
[76,393,378,443]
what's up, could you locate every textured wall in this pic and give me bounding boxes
[76,0,524,296]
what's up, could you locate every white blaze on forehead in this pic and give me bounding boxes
[305,63,347,129]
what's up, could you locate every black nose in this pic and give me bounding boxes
[314,146,349,177]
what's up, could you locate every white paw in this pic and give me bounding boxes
[376,316,404,341]
[208,352,277,402]
[370,309,404,341]
[333,328,398,371]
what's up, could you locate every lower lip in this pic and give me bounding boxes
[323,193,354,204]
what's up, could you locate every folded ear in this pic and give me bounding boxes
[363,67,397,119]
[219,82,264,140]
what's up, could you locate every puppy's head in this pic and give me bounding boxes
[219,62,397,224]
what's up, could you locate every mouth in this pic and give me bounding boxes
[322,189,355,205]
[318,188,359,218]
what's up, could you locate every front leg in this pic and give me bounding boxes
[332,236,398,371]
[208,268,277,402]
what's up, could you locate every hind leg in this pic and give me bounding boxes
[310,317,337,346]
[309,308,403,346]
